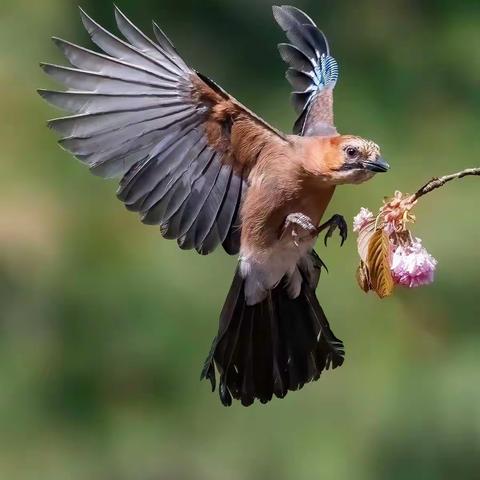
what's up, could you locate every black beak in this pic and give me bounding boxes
[363,157,390,173]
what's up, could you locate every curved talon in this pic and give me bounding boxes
[318,214,348,247]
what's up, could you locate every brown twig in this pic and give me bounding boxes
[412,167,480,201]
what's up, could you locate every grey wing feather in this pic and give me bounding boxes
[199,171,243,254]
[139,135,209,214]
[37,91,185,114]
[130,131,207,217]
[176,158,224,250]
[189,164,232,253]
[113,6,185,70]
[39,63,167,93]
[273,5,338,136]
[152,21,181,58]
[51,37,179,84]
[285,68,315,93]
[158,148,217,238]
[275,5,317,29]
[222,182,245,254]
[39,6,247,255]
[78,8,185,76]
[277,43,312,74]
[117,126,198,205]
[48,104,196,137]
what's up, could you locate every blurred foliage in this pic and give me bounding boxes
[0,0,480,479]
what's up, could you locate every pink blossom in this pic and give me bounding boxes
[391,238,437,288]
[380,191,417,233]
[383,221,396,236]
[353,207,374,232]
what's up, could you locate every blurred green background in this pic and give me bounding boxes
[1,0,480,478]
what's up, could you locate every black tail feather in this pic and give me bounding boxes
[269,294,288,398]
[252,300,274,404]
[201,259,345,406]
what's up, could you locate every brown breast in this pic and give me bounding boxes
[239,136,337,253]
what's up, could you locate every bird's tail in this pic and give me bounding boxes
[201,258,345,406]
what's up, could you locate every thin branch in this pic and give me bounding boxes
[412,167,480,201]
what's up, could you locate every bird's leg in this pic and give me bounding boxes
[317,214,348,247]
[280,212,317,247]
[280,213,347,248]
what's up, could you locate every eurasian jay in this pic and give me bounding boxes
[39,5,389,406]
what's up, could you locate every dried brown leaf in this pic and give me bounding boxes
[357,219,376,262]
[356,260,371,292]
[367,229,394,298]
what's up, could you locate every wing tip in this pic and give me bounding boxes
[37,88,51,100]
[151,20,176,51]
[78,5,97,32]
[113,3,128,24]
[77,5,87,19]
[46,118,60,131]
[50,36,67,52]
[113,4,121,20]
[271,5,284,25]
[272,5,298,31]
[39,62,52,73]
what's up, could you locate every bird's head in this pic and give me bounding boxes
[323,135,390,185]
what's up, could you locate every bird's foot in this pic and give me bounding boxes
[318,214,348,247]
[280,212,317,247]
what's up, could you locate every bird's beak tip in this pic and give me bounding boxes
[364,157,390,173]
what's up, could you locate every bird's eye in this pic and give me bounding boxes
[345,147,358,158]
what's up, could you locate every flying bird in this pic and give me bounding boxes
[39,5,389,406]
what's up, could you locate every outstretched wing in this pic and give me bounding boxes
[273,5,338,137]
[39,6,288,255]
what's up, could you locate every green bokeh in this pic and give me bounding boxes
[1,0,479,479]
